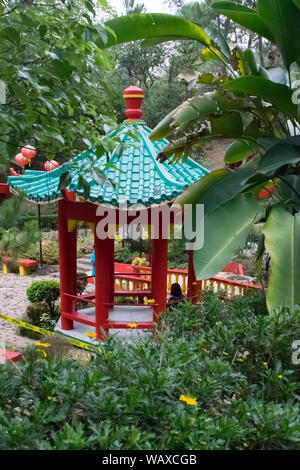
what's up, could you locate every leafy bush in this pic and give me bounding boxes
[131,257,150,267]
[18,300,61,339]
[19,281,61,339]
[114,296,135,304]
[77,234,94,256]
[4,290,300,450]
[27,280,60,306]
[17,213,58,231]
[114,245,137,264]
[168,237,188,269]
[20,240,59,264]
[77,272,88,295]
[25,301,50,325]
[17,312,42,340]
[0,221,41,261]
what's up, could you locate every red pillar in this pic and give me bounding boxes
[108,238,115,309]
[151,238,168,322]
[94,235,113,339]
[58,200,77,330]
[187,250,202,304]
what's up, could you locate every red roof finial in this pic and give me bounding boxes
[123,86,144,120]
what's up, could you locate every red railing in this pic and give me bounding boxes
[116,264,261,298]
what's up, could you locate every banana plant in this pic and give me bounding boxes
[103,1,300,312]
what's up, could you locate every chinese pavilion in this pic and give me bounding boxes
[8,86,208,340]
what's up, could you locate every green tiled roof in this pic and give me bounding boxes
[8,121,209,207]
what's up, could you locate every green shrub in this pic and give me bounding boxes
[17,213,58,231]
[39,334,73,361]
[20,240,59,264]
[131,256,150,267]
[77,234,94,256]
[77,272,87,295]
[17,312,42,340]
[168,237,188,268]
[27,280,60,305]
[114,295,135,304]
[18,300,60,339]
[25,301,49,325]
[5,289,300,450]
[114,245,136,264]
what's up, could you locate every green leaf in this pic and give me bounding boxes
[212,2,274,42]
[58,172,72,190]
[78,175,91,199]
[201,46,225,63]
[141,36,189,47]
[174,166,255,216]
[104,163,124,173]
[225,140,259,164]
[84,0,96,15]
[0,26,20,45]
[174,169,228,208]
[172,95,218,132]
[51,59,73,78]
[104,13,211,48]
[262,204,300,312]
[91,168,106,185]
[243,49,259,75]
[206,25,231,59]
[193,193,260,280]
[234,46,247,75]
[257,0,300,67]
[210,112,243,137]
[280,174,300,211]
[43,127,65,145]
[11,83,31,108]
[258,142,300,175]
[225,76,298,119]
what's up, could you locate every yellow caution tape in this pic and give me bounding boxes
[0,313,102,354]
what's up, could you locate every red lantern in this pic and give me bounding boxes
[15,153,29,167]
[21,145,36,160]
[9,168,21,176]
[44,160,59,172]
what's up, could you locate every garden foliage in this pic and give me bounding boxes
[2,290,300,450]
[19,281,61,339]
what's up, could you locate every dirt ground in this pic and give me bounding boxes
[202,139,231,170]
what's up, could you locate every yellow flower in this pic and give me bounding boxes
[36,349,47,358]
[35,341,51,348]
[278,374,283,379]
[179,394,198,406]
[84,332,97,338]
[128,322,138,329]
[263,362,268,367]
[144,298,155,305]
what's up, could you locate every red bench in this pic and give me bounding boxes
[0,349,22,363]
[2,257,38,275]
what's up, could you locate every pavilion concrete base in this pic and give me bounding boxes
[54,305,154,343]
